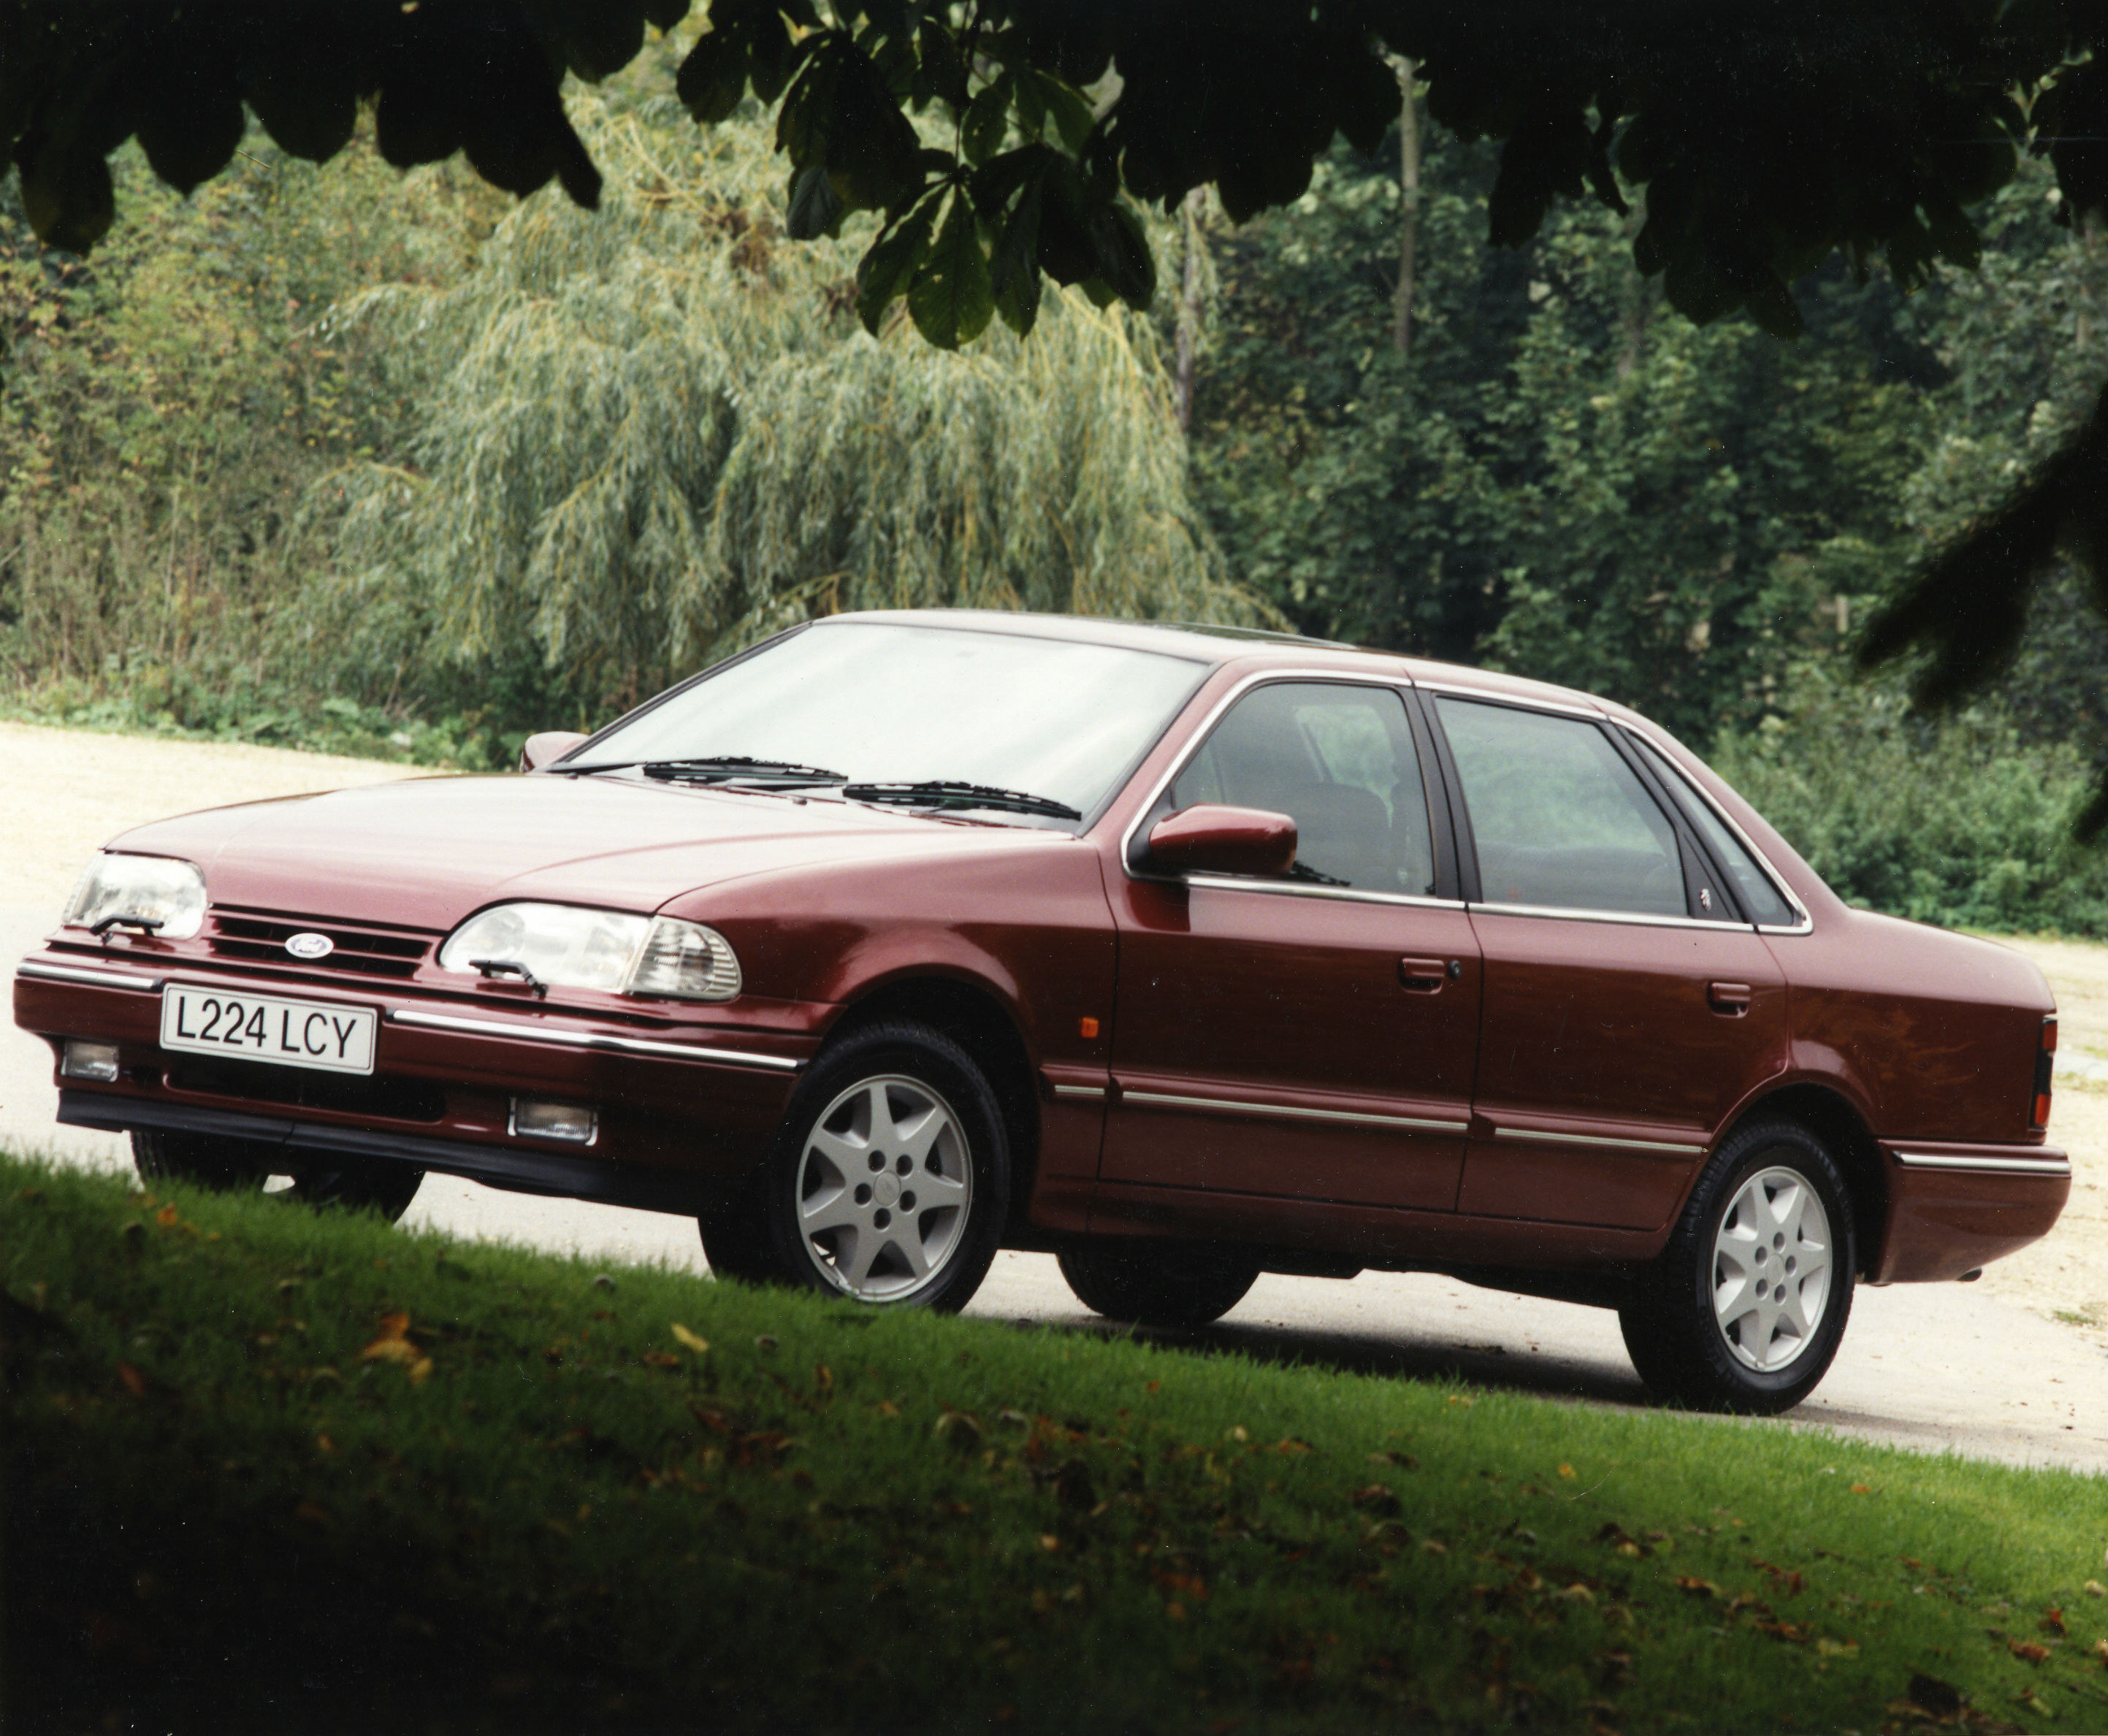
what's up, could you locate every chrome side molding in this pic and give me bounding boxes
[386,1006,801,1073]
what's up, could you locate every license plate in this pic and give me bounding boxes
[160,986,378,1076]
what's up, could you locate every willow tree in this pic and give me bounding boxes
[318,93,1259,716]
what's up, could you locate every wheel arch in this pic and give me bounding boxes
[822,972,1041,1242]
[1721,1082,1886,1278]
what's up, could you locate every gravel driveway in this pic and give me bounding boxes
[5,717,2104,1473]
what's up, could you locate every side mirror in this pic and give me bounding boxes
[1145,805,1297,878]
[519,730,589,773]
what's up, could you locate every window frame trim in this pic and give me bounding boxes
[1612,724,1814,936]
[1424,689,1757,931]
[1118,670,1462,907]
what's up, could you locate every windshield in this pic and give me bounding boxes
[577,622,1208,822]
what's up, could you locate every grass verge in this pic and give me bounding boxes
[4,1152,2107,1734]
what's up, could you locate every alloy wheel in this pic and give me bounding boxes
[1710,1163,1834,1372]
[793,1073,973,1302]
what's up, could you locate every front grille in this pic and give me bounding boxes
[207,909,435,980]
[167,1055,446,1123]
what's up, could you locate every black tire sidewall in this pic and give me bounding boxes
[759,1021,1010,1312]
[1057,1240,1261,1329]
[1625,1120,1856,1413]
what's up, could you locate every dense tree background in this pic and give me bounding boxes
[7,17,2108,929]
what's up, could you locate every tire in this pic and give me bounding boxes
[1058,1239,1261,1329]
[131,1129,424,1223]
[1618,1118,1856,1414]
[739,1020,1010,1310]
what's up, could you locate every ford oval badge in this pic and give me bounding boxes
[285,931,335,961]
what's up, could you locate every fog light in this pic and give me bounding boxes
[511,1098,597,1144]
[60,1040,121,1083]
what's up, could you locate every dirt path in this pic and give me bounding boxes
[4,721,2103,1471]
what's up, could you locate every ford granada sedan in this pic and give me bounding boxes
[13,613,2070,1411]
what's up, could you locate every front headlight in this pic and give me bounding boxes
[437,903,741,1002]
[63,854,207,941]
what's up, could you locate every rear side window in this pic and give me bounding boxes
[1172,682,1436,895]
[1437,698,1686,918]
[1626,734,1798,926]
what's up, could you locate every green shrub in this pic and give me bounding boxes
[1711,665,2108,936]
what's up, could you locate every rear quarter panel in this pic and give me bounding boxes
[1767,911,2052,1143]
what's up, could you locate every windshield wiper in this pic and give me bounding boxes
[841,780,1082,821]
[560,756,846,785]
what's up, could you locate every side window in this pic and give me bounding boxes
[1437,698,1687,919]
[1170,683,1435,895]
[1626,734,1797,926]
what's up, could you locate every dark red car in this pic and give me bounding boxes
[13,612,2070,1411]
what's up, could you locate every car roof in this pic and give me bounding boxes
[817,609,1613,717]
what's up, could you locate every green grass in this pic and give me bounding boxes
[4,1153,2107,1734]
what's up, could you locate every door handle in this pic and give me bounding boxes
[1708,981,1752,1016]
[1400,957,1457,993]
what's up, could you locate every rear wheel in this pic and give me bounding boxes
[1619,1119,1855,1414]
[131,1130,424,1223]
[1058,1239,1261,1329]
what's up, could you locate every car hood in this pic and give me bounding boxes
[105,773,1064,929]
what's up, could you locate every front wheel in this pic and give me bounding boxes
[131,1130,424,1223]
[736,1022,1009,1310]
[1619,1119,1855,1414]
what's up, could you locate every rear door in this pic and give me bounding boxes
[1101,678,1482,1215]
[1428,694,1789,1231]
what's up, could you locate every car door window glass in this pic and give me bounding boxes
[1171,684,1435,894]
[1627,735,1797,925]
[1437,699,1686,917]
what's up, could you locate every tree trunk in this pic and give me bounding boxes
[1391,55,1420,357]
[1174,187,1206,432]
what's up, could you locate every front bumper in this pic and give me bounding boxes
[15,950,814,1209]
[1873,1139,2072,1283]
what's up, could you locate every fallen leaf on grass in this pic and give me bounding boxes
[2007,1640,2050,1664]
[2083,1579,2107,1597]
[1850,1483,1873,1494]
[1673,1577,1721,1599]
[640,1352,681,1370]
[363,1339,419,1364]
[671,1323,710,1354]
[408,1358,433,1386]
[115,1362,146,1399]
[1816,1637,1858,1658]
[154,1204,177,1228]
[933,1410,982,1451]
[1272,1437,1313,1455]
[2093,1637,2108,1665]
[1558,1463,1576,1480]
[2039,1607,2066,1636]
[2016,1687,2053,1718]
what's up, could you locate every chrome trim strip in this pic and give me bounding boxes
[1492,1125,1706,1156]
[1052,1083,1107,1100]
[1123,1087,1467,1134]
[15,959,167,993]
[1469,900,1752,933]
[1421,682,1605,720]
[1183,873,1467,911]
[1893,1150,2072,1178]
[387,1006,801,1073]
[1614,722,1816,935]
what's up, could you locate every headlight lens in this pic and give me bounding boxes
[438,903,649,993]
[437,903,742,1001]
[62,854,207,941]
